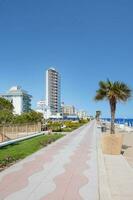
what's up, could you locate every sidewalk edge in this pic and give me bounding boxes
[96,128,112,200]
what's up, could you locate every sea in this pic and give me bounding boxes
[102,118,133,127]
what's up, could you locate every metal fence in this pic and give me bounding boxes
[0,123,41,143]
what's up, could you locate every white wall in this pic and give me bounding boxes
[12,96,23,115]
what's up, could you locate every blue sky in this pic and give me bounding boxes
[0,0,133,117]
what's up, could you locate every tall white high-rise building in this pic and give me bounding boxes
[46,68,61,116]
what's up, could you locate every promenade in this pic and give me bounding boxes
[0,121,99,200]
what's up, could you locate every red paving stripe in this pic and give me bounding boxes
[0,132,78,199]
[41,128,92,200]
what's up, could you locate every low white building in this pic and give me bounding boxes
[1,86,32,115]
[77,110,88,119]
[36,100,52,119]
[36,100,46,114]
[62,104,76,116]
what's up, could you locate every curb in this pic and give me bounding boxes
[96,128,112,200]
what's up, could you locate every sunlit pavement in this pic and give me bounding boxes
[0,121,99,200]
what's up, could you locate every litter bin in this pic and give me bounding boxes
[101,126,106,132]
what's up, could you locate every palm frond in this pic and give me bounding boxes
[95,80,132,102]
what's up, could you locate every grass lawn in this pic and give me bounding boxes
[0,133,64,171]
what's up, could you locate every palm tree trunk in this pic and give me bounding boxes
[110,100,116,134]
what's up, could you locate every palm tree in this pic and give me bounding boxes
[95,80,132,134]
[96,110,101,121]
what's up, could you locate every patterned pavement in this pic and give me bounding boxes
[0,121,99,200]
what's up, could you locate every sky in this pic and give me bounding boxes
[0,0,133,118]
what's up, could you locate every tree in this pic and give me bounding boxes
[13,111,43,124]
[0,98,14,124]
[95,80,132,134]
[27,111,43,123]
[0,97,14,112]
[95,111,101,121]
[0,110,14,124]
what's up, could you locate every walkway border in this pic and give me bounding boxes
[0,131,46,148]
[96,127,112,200]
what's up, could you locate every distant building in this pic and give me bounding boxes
[36,100,46,113]
[62,104,76,116]
[77,110,88,119]
[0,86,32,115]
[36,100,51,119]
[36,100,46,116]
[46,68,61,116]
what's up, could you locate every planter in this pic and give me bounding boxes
[101,133,123,155]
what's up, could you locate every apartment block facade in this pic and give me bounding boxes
[46,68,61,115]
[1,86,32,115]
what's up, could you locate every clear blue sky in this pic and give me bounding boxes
[0,0,133,118]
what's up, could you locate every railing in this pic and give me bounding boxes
[0,123,41,143]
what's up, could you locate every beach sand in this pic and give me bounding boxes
[102,122,133,167]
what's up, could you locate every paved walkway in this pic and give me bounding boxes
[0,121,99,200]
[103,153,133,200]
